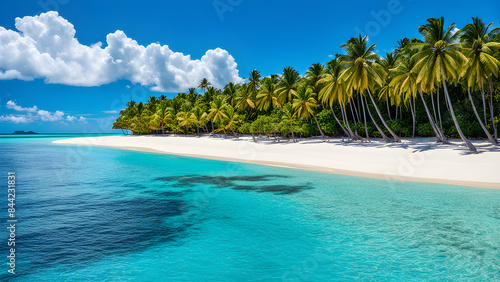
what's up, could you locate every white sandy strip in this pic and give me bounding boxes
[54,136,500,189]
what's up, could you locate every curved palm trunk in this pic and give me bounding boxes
[441,74,476,152]
[468,88,497,144]
[409,97,415,138]
[386,99,392,121]
[419,91,447,143]
[329,104,349,137]
[230,126,237,138]
[360,93,370,140]
[162,124,165,135]
[252,133,257,143]
[210,119,214,137]
[196,122,200,136]
[364,96,391,141]
[481,87,487,126]
[437,89,443,132]
[290,122,295,142]
[366,87,401,142]
[340,104,355,140]
[185,124,189,135]
[489,79,497,141]
[312,115,325,138]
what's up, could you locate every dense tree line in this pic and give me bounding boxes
[114,17,500,151]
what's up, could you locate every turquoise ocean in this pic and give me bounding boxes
[0,135,499,281]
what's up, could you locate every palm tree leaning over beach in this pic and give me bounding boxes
[411,17,476,151]
[460,17,500,142]
[318,58,353,139]
[339,35,401,142]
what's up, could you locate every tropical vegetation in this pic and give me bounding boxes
[114,16,500,152]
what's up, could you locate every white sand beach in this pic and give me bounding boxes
[54,135,500,189]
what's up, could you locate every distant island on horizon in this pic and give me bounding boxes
[12,130,39,135]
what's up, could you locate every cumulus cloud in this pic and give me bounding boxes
[0,11,242,91]
[6,100,38,112]
[37,109,64,121]
[0,114,35,124]
[0,101,86,124]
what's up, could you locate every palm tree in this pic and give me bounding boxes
[412,17,475,151]
[198,78,211,94]
[177,110,194,135]
[208,95,228,136]
[154,100,170,134]
[224,105,241,138]
[305,63,325,88]
[191,106,207,136]
[247,70,262,98]
[256,77,278,111]
[292,84,325,137]
[223,82,238,107]
[339,34,401,142]
[235,84,256,112]
[318,59,353,139]
[282,103,297,142]
[460,17,500,142]
[277,66,300,106]
[391,49,447,142]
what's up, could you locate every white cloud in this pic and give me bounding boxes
[102,110,117,114]
[0,114,35,124]
[1,100,87,124]
[0,11,242,91]
[6,100,38,112]
[37,110,64,121]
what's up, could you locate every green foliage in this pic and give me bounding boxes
[417,123,434,137]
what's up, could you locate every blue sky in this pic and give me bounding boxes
[0,0,499,133]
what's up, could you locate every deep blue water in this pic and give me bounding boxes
[0,135,499,281]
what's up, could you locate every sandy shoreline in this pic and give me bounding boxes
[54,135,500,189]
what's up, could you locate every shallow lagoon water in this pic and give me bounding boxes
[1,135,499,281]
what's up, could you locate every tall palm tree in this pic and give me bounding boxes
[282,103,297,142]
[460,17,500,141]
[208,95,228,135]
[191,106,207,136]
[277,66,300,106]
[223,82,238,107]
[256,77,278,111]
[154,100,170,134]
[247,70,262,98]
[412,17,475,151]
[390,49,447,142]
[339,34,401,142]
[292,84,325,137]
[198,78,211,94]
[318,59,353,138]
[305,63,325,88]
